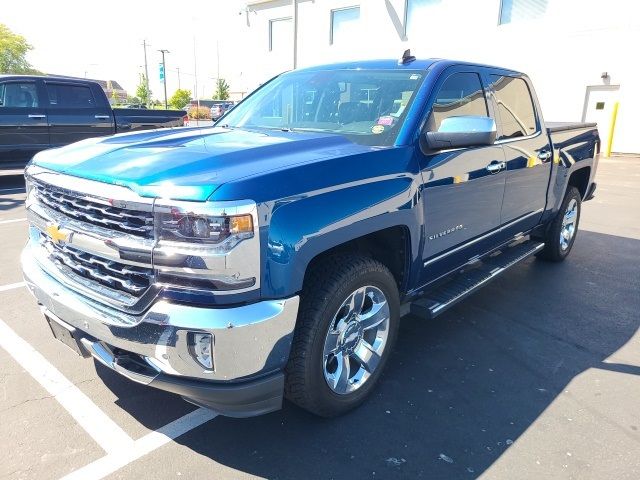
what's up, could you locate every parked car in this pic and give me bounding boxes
[210,103,226,120]
[0,75,186,170]
[21,57,599,419]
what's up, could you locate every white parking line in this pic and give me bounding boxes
[0,318,135,454]
[61,407,217,480]
[0,282,26,292]
[0,217,26,225]
[0,187,25,193]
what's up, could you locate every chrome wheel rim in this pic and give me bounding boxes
[322,285,390,395]
[560,199,578,251]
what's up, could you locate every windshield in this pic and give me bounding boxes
[220,69,425,146]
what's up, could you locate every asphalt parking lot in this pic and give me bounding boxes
[1,156,639,480]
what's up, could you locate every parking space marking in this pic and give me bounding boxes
[0,281,26,292]
[0,187,25,193]
[61,407,217,480]
[0,317,134,454]
[0,218,26,225]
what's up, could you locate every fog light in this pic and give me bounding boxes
[188,332,213,370]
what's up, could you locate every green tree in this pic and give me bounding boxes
[213,78,230,100]
[136,74,152,106]
[169,89,192,109]
[0,23,41,74]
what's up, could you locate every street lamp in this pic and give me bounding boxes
[158,49,170,109]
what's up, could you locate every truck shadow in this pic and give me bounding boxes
[0,175,26,212]
[97,229,639,479]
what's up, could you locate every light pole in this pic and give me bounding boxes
[158,49,170,109]
[142,40,151,107]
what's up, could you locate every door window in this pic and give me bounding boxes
[426,72,488,131]
[46,83,96,108]
[490,75,537,139]
[0,82,39,108]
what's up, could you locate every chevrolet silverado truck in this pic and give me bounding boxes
[21,56,599,418]
[0,75,186,171]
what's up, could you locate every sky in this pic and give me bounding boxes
[1,0,246,100]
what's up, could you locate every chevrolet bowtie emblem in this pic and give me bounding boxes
[45,224,70,245]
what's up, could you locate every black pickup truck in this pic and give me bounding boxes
[0,75,186,170]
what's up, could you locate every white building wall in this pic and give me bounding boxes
[232,0,639,153]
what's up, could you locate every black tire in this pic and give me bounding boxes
[537,186,582,262]
[285,254,400,417]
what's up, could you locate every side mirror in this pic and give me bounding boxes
[424,116,497,150]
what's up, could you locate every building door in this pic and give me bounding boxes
[582,85,620,155]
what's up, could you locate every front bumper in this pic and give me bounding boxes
[22,247,300,417]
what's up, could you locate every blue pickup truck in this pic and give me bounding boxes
[22,55,599,418]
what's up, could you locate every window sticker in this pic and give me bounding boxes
[371,125,385,134]
[377,116,394,126]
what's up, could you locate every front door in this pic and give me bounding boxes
[417,69,506,283]
[0,80,49,166]
[582,85,620,156]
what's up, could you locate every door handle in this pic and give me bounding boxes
[486,161,506,174]
[28,114,46,119]
[95,115,110,120]
[538,150,552,162]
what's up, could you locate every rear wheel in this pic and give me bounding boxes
[537,186,581,262]
[285,255,400,417]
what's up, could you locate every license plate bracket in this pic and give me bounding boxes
[45,314,90,358]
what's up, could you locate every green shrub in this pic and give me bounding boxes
[187,106,211,119]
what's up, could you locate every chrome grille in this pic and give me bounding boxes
[33,181,154,238]
[43,240,152,297]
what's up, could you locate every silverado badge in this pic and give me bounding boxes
[429,224,464,241]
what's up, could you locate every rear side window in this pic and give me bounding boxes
[490,75,537,139]
[0,82,39,108]
[427,72,488,131]
[46,83,96,108]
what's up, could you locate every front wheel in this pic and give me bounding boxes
[537,186,582,262]
[285,255,400,417]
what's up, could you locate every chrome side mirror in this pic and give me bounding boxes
[424,116,497,150]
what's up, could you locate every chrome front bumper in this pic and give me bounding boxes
[22,246,299,384]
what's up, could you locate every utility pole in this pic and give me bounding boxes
[216,40,220,81]
[158,49,170,109]
[193,37,200,125]
[293,0,298,69]
[176,67,181,90]
[142,40,150,107]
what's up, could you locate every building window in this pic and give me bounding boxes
[330,6,360,45]
[405,0,441,38]
[269,17,292,52]
[499,0,548,25]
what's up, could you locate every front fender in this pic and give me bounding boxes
[260,176,422,298]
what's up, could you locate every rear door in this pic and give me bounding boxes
[416,67,506,282]
[0,79,49,166]
[488,73,552,236]
[45,81,114,147]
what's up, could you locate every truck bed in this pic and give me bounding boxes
[546,122,597,133]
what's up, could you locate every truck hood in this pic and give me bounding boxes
[31,126,373,201]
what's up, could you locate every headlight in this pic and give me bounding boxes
[153,200,260,293]
[157,207,253,251]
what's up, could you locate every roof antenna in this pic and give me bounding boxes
[399,49,416,65]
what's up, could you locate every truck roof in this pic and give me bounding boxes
[0,74,103,85]
[294,58,521,75]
